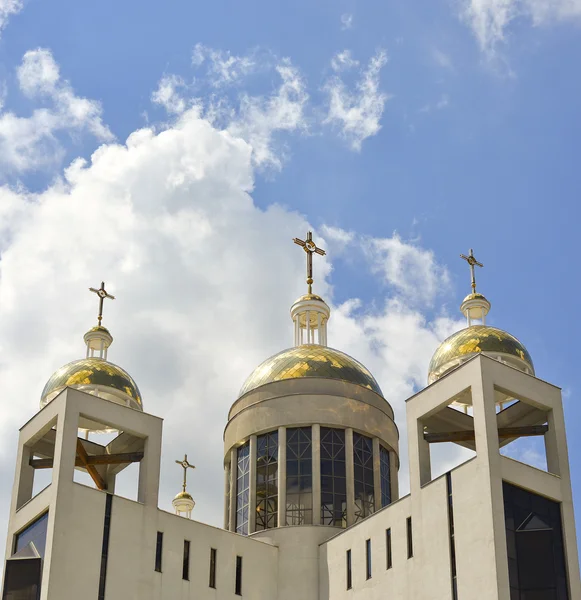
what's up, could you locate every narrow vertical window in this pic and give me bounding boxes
[209,548,217,589]
[354,433,375,522]
[366,538,372,580]
[386,528,392,569]
[235,555,243,596]
[379,446,391,507]
[320,428,347,528]
[286,427,313,525]
[346,549,352,590]
[182,540,190,580]
[154,531,163,572]
[256,431,278,530]
[407,517,413,559]
[235,442,250,535]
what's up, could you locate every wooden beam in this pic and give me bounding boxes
[76,440,107,490]
[425,424,548,444]
[30,451,144,470]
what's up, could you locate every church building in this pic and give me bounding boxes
[2,239,580,600]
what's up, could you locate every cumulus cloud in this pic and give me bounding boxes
[461,0,581,55]
[0,48,113,173]
[324,49,389,150]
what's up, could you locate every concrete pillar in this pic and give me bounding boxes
[416,419,431,487]
[229,447,237,532]
[223,462,230,529]
[249,435,257,533]
[312,424,321,525]
[372,437,382,511]
[278,427,287,527]
[15,444,35,511]
[345,428,355,526]
[545,409,561,476]
[389,449,399,501]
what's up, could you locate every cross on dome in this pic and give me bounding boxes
[460,248,483,294]
[293,231,326,294]
[89,281,115,326]
[175,454,196,494]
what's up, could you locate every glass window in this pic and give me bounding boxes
[235,442,250,535]
[353,433,375,522]
[13,512,48,559]
[209,548,217,588]
[366,538,372,580]
[320,428,347,528]
[155,532,163,572]
[503,481,569,599]
[286,427,312,525]
[256,431,278,531]
[379,446,391,508]
[346,549,352,590]
[3,558,41,600]
[235,555,243,596]
[386,528,392,569]
[182,540,190,581]
[407,517,413,559]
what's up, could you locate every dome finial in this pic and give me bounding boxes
[89,281,115,327]
[293,231,326,295]
[459,248,491,326]
[173,454,196,518]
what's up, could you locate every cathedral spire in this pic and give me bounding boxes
[290,231,330,346]
[459,248,491,326]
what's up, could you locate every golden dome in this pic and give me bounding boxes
[239,344,382,397]
[174,491,193,501]
[428,325,534,384]
[294,293,325,303]
[40,357,143,410]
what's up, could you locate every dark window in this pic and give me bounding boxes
[154,532,163,572]
[256,431,278,531]
[13,512,49,559]
[98,494,113,600]
[353,433,375,522]
[386,528,392,569]
[2,557,42,600]
[503,481,569,599]
[235,556,243,596]
[446,473,457,600]
[235,442,250,535]
[182,540,190,581]
[366,539,372,580]
[209,548,217,588]
[320,428,347,528]
[286,427,313,526]
[407,517,413,559]
[379,446,391,508]
[346,549,352,590]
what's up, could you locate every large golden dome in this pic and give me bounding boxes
[428,325,534,384]
[239,344,383,397]
[40,357,143,410]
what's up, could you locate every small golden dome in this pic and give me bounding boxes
[462,292,488,303]
[40,357,143,410]
[294,293,325,303]
[428,325,534,384]
[239,344,382,397]
[174,491,193,501]
[88,325,112,334]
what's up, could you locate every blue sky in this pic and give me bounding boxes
[0,0,580,556]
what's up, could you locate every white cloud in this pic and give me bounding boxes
[0,0,23,37]
[331,49,360,72]
[461,0,581,55]
[192,43,257,87]
[151,74,188,115]
[324,49,389,151]
[340,13,353,30]
[0,49,113,173]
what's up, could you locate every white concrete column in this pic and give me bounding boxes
[345,428,355,526]
[278,427,287,527]
[372,437,382,511]
[389,449,399,501]
[249,434,257,533]
[223,462,230,529]
[545,409,561,476]
[14,444,35,511]
[316,313,321,344]
[312,424,321,525]
[229,447,237,532]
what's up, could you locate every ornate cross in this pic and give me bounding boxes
[175,454,195,493]
[293,231,326,294]
[460,249,483,294]
[89,282,115,326]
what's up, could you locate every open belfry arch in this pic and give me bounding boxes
[2,246,581,600]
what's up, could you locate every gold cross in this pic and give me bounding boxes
[175,454,195,493]
[89,282,115,326]
[293,231,326,294]
[460,249,483,293]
